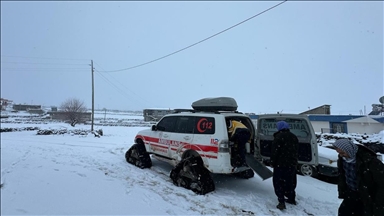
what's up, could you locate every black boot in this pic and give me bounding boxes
[285,198,297,205]
[276,202,286,210]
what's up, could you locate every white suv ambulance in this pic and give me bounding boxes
[125,97,318,194]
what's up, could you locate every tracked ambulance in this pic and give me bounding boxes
[125,97,318,194]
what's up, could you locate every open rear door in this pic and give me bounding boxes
[225,116,273,180]
[256,114,318,166]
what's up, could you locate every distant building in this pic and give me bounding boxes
[1,98,13,111]
[28,109,45,115]
[143,108,174,122]
[300,105,331,115]
[249,104,384,134]
[306,115,384,134]
[47,111,92,122]
[249,114,384,134]
[13,104,42,111]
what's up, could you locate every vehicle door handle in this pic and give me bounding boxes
[163,134,168,138]
[184,136,190,140]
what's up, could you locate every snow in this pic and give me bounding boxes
[1,111,382,215]
[318,146,339,161]
[380,131,384,144]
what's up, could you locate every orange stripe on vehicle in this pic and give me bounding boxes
[150,143,168,149]
[142,136,159,143]
[140,136,219,153]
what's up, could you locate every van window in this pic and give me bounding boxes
[259,118,310,138]
[194,117,215,134]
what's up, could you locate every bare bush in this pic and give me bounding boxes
[59,98,87,127]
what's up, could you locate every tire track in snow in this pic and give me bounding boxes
[118,158,246,215]
[1,138,107,148]
[1,148,31,187]
[77,147,230,215]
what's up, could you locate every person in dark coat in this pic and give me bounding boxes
[332,138,384,216]
[271,121,299,210]
[227,119,251,168]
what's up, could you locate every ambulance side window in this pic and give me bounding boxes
[175,116,195,134]
[157,116,177,132]
[193,117,215,134]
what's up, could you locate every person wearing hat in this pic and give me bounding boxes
[332,138,384,216]
[271,121,299,210]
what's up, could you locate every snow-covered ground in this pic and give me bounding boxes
[1,111,383,215]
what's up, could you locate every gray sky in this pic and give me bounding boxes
[1,1,383,114]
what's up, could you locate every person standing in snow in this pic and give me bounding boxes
[332,138,384,216]
[227,119,251,168]
[270,120,299,210]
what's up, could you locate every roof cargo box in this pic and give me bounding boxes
[192,97,238,111]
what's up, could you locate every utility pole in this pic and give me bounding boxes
[104,108,106,122]
[91,60,95,131]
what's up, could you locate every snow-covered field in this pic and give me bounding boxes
[1,111,383,215]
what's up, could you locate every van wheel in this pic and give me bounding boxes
[170,155,215,195]
[299,164,318,177]
[125,143,152,169]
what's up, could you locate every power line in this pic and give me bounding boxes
[1,60,89,72]
[95,71,127,94]
[94,62,152,105]
[1,68,89,71]
[94,70,148,107]
[1,55,91,61]
[1,61,87,66]
[99,0,287,73]
[94,62,154,107]
[103,73,155,108]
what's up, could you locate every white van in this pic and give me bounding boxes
[255,114,319,174]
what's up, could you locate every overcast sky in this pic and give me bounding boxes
[1,1,383,114]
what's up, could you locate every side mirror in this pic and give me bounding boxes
[152,125,157,131]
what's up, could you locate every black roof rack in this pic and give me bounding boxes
[173,109,221,114]
[173,109,196,113]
